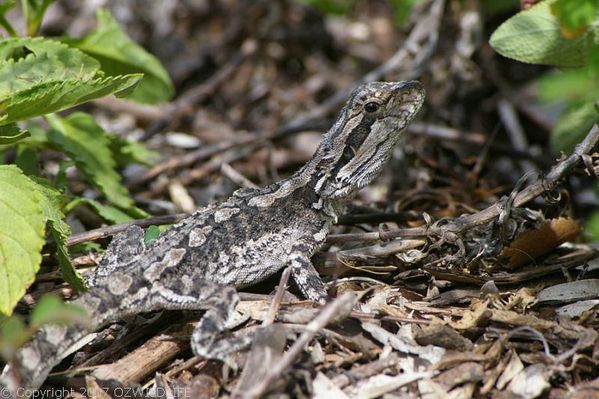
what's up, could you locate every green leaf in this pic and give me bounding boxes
[390,0,417,26]
[15,145,39,175]
[489,0,597,67]
[297,0,355,15]
[29,293,88,328]
[29,177,86,291]
[144,225,161,245]
[537,47,599,104]
[0,37,100,95]
[0,0,16,15]
[0,74,142,125]
[0,123,29,144]
[480,0,519,14]
[21,0,56,36]
[46,112,134,209]
[0,165,45,315]
[123,205,148,219]
[66,197,135,225]
[69,241,101,255]
[0,315,27,359]
[0,316,24,342]
[550,0,597,35]
[109,135,159,167]
[537,66,599,104]
[50,226,85,290]
[67,9,174,104]
[0,37,142,125]
[22,120,50,146]
[585,208,599,240]
[0,0,16,16]
[54,159,74,193]
[551,102,599,153]
[29,294,62,325]
[0,0,17,37]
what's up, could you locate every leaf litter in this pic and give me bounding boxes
[8,0,599,398]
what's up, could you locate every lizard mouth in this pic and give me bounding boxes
[387,81,426,120]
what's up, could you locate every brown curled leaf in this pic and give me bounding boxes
[502,217,581,268]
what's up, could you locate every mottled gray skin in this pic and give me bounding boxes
[0,81,425,396]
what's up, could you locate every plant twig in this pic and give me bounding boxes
[380,124,599,240]
[66,214,186,246]
[263,266,292,326]
[243,292,356,399]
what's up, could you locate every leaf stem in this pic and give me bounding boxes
[0,16,17,37]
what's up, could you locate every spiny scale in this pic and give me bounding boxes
[0,81,425,397]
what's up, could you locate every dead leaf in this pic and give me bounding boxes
[502,218,581,269]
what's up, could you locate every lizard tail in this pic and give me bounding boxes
[0,285,130,398]
[0,322,92,398]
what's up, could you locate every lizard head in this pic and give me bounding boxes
[314,80,425,199]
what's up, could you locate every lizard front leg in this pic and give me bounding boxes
[288,244,328,303]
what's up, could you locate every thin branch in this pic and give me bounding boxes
[380,124,599,240]
[263,266,292,326]
[243,292,357,399]
[66,214,186,246]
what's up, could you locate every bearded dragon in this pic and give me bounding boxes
[0,80,425,396]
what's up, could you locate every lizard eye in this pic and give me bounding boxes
[364,102,380,113]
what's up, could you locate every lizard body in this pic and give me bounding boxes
[0,81,425,395]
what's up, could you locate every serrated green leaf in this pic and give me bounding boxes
[0,165,45,315]
[66,197,135,224]
[0,37,100,97]
[0,74,142,125]
[489,0,597,67]
[27,176,68,233]
[0,123,29,144]
[0,38,141,125]
[551,102,599,153]
[67,9,174,104]
[46,112,134,209]
[28,177,86,291]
